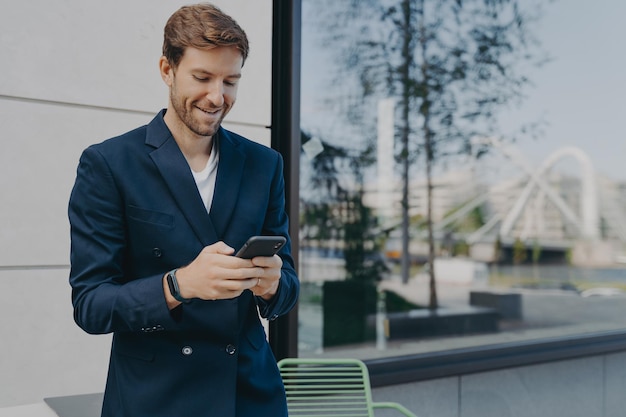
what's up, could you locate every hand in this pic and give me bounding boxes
[163,241,282,308]
[250,254,283,300]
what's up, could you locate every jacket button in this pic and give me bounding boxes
[182,346,193,356]
[152,248,162,258]
[225,344,236,355]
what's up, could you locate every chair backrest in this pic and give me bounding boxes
[278,358,375,417]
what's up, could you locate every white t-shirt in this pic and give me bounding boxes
[190,140,219,213]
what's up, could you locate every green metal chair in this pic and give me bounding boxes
[278,358,418,417]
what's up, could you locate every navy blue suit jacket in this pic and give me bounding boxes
[68,111,299,417]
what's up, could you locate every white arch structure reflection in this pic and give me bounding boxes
[476,138,599,240]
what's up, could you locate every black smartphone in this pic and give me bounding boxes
[235,236,287,259]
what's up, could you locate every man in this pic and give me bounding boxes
[68,3,299,416]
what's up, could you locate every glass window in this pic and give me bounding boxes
[298,0,626,360]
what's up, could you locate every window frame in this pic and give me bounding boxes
[270,0,626,386]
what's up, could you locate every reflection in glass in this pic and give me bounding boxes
[299,0,626,359]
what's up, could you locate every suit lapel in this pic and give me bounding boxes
[210,128,246,239]
[146,112,218,246]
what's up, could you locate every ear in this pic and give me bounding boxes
[159,56,173,87]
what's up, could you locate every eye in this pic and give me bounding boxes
[193,75,208,82]
[224,80,237,87]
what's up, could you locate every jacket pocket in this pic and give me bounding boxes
[127,205,174,228]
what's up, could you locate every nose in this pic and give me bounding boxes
[206,80,225,107]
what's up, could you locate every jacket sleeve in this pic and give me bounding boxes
[68,146,179,334]
[255,153,299,320]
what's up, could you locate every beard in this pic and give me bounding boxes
[169,84,228,138]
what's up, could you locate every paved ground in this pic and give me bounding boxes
[298,271,626,359]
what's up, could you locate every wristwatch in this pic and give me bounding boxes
[166,269,191,303]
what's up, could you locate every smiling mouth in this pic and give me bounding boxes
[195,105,222,115]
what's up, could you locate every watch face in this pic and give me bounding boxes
[167,270,190,303]
[167,272,178,296]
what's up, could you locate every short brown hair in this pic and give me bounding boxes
[163,3,249,68]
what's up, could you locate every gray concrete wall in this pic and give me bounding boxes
[0,0,272,408]
[372,352,626,417]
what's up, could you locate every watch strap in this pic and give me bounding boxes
[166,269,191,303]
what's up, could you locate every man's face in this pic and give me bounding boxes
[162,46,243,139]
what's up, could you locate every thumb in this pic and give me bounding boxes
[204,241,235,255]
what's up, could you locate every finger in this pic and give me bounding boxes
[209,276,257,298]
[202,241,235,255]
[251,254,282,268]
[231,265,266,280]
[224,276,259,292]
[251,277,267,297]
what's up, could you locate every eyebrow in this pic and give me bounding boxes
[192,69,242,79]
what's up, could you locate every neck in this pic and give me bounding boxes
[163,110,213,172]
